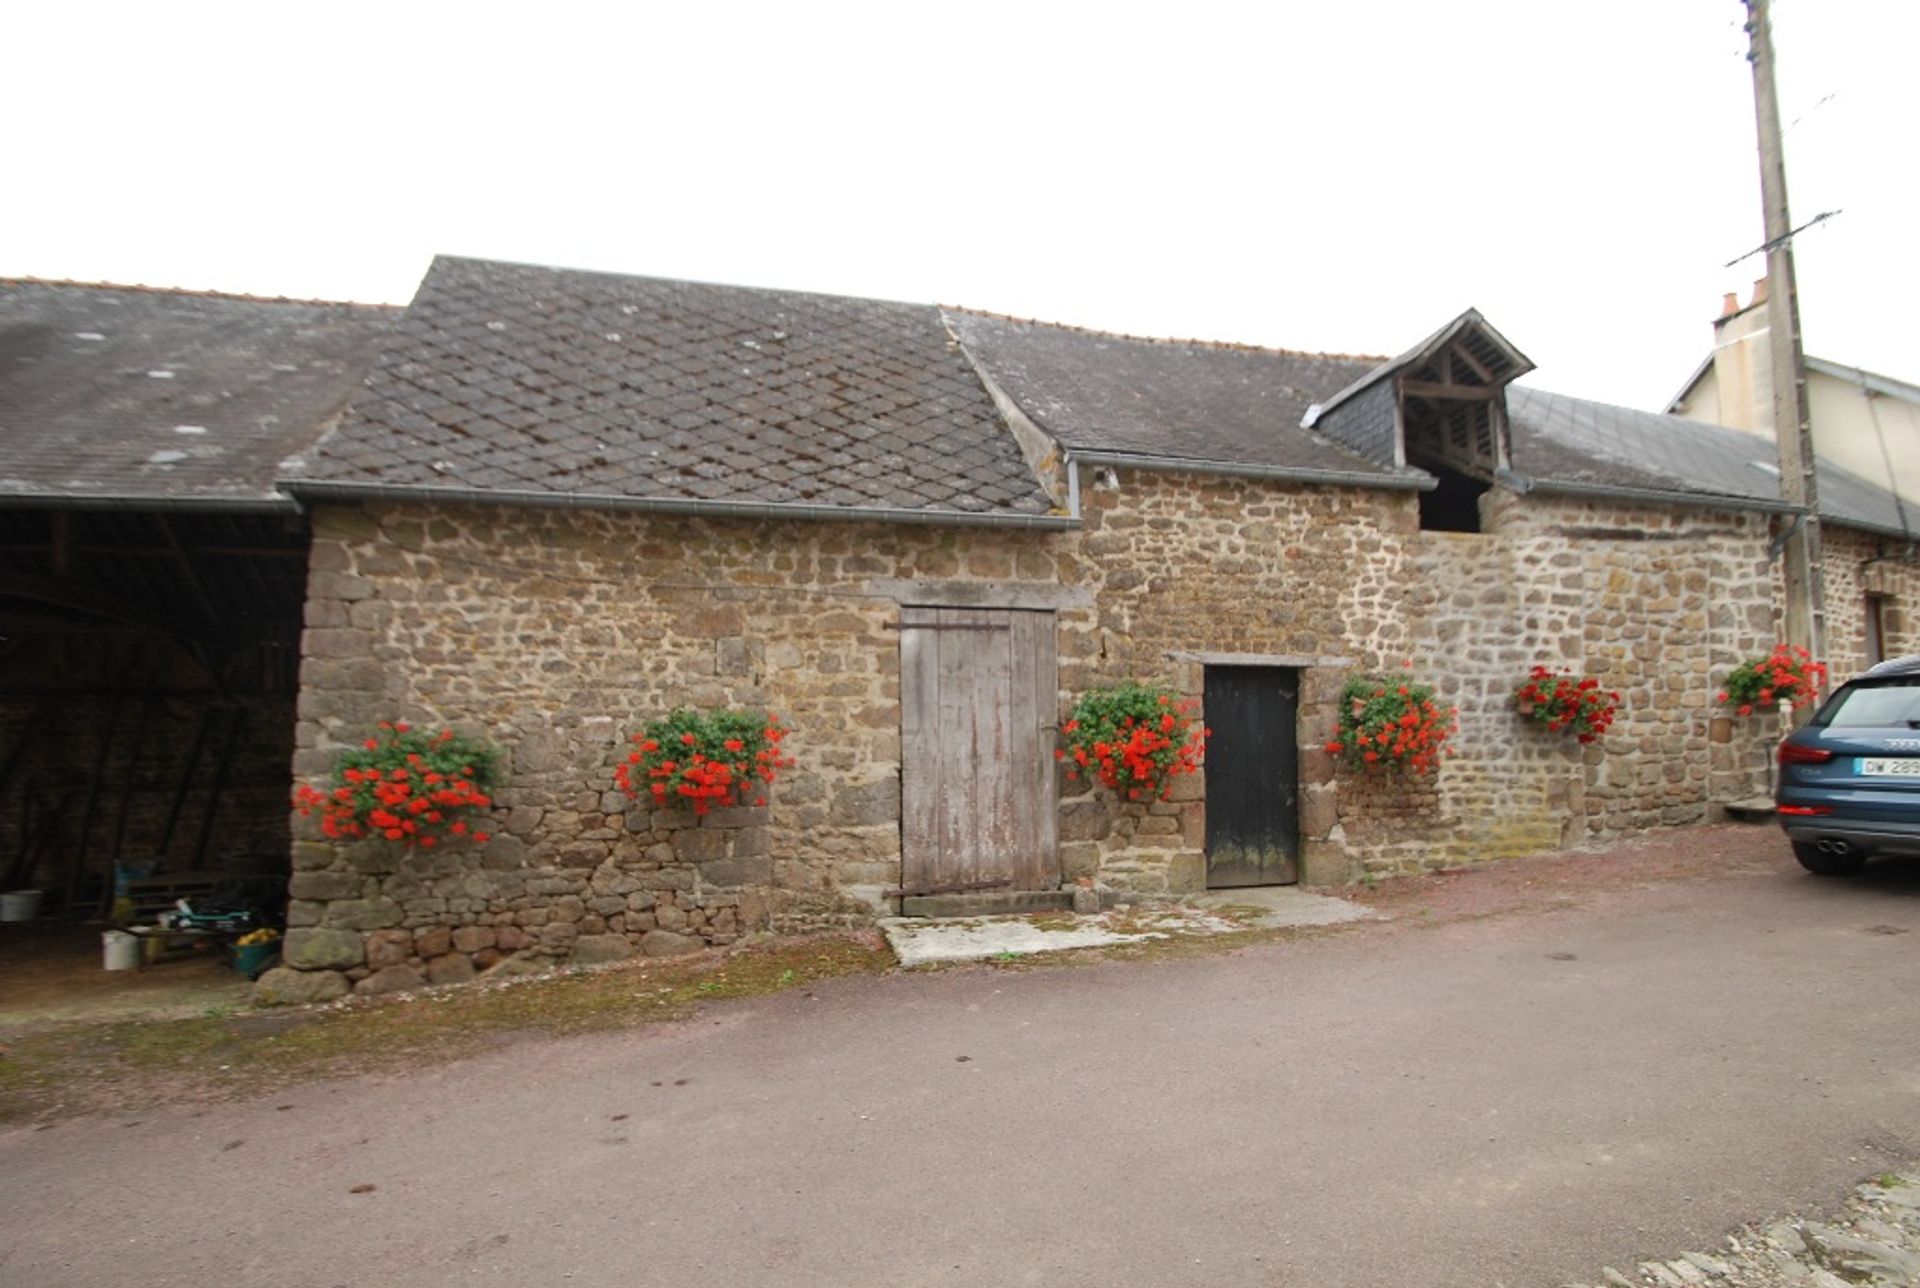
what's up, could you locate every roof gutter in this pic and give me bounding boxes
[278,479,1080,530]
[1500,471,1806,515]
[0,493,300,515]
[1073,450,1434,492]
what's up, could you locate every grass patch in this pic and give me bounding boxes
[0,934,893,1124]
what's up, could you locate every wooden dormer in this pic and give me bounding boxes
[1306,310,1534,530]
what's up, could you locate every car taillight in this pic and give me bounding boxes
[1777,741,1833,765]
[1777,804,1833,816]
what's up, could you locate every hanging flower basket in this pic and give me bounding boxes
[294,722,500,847]
[1057,681,1208,802]
[615,709,793,816]
[1325,674,1456,773]
[1717,644,1826,717]
[1514,665,1621,744]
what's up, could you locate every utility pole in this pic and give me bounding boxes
[1743,0,1827,665]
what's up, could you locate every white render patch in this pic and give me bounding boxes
[881,915,1165,966]
[882,893,1378,967]
[174,425,207,435]
[147,449,187,465]
[147,370,175,379]
[73,332,106,341]
[1188,885,1378,929]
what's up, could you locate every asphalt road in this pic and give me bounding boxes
[6,836,1920,1288]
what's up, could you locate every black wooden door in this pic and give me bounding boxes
[1204,666,1299,887]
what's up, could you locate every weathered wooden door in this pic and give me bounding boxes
[900,607,1058,894]
[1204,665,1299,887]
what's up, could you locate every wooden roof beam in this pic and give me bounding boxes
[156,514,221,623]
[1401,380,1500,401]
[1449,339,1497,384]
[0,571,212,643]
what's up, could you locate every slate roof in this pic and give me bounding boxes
[945,310,1423,483]
[8,264,1909,541]
[1508,385,1913,538]
[0,279,394,508]
[299,257,1057,518]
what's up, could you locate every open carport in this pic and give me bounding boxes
[0,278,390,984]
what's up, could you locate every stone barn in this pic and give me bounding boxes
[2,259,1913,999]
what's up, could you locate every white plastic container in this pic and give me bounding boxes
[1,889,42,921]
[102,929,141,971]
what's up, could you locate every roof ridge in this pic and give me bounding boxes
[0,275,402,312]
[432,254,937,315]
[941,304,1388,364]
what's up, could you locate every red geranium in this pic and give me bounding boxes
[1324,674,1456,773]
[294,722,499,847]
[1717,644,1826,716]
[615,708,793,816]
[1514,665,1621,744]
[1058,681,1208,802]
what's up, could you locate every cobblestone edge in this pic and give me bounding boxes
[1553,1167,1920,1288]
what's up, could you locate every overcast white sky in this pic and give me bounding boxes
[5,1,1913,410]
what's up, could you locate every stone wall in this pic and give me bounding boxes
[1822,525,1918,681]
[289,502,1098,994]
[270,804,788,1000]
[277,473,1809,988]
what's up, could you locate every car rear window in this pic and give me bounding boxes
[1817,677,1920,728]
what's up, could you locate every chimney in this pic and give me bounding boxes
[1720,292,1741,318]
[1707,277,1774,435]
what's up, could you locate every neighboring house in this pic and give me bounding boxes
[1667,279,1920,624]
[2,258,1914,999]
[1667,280,1919,671]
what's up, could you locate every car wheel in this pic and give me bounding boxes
[1792,840,1867,876]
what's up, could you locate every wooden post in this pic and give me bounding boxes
[158,705,213,860]
[192,707,245,869]
[66,692,122,915]
[1743,0,1828,673]
[102,696,157,913]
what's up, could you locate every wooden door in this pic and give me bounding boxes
[900,607,1058,894]
[1204,665,1299,887]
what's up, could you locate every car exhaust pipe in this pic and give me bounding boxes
[1816,839,1852,856]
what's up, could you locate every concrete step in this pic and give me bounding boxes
[899,889,1074,918]
[1720,796,1777,822]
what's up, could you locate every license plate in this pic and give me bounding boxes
[1859,758,1920,777]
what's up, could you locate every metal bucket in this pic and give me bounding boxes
[0,890,42,921]
[102,929,141,971]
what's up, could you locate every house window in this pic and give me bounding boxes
[1866,594,1889,667]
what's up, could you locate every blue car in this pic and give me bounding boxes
[1775,654,1920,875]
